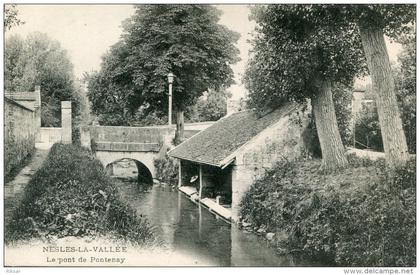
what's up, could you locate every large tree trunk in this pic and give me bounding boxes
[359,25,409,168]
[174,108,184,145]
[312,80,348,170]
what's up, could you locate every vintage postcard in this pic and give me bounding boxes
[3,2,416,272]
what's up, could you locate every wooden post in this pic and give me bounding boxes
[198,203,202,238]
[199,165,203,198]
[178,159,182,188]
[168,82,172,125]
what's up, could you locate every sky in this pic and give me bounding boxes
[6,4,402,99]
[6,4,254,99]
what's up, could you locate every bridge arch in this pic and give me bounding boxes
[95,151,157,181]
[105,158,153,186]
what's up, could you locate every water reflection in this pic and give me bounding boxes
[115,181,315,266]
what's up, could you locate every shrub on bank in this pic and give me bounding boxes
[240,157,416,266]
[5,137,35,182]
[154,154,178,186]
[6,143,156,246]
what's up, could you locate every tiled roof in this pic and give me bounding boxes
[168,102,301,167]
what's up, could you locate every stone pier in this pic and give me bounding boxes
[61,101,72,144]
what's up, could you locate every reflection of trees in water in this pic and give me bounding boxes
[173,200,232,266]
[115,183,312,266]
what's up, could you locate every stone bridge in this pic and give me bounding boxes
[80,122,214,182]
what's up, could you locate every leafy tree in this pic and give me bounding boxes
[5,32,79,128]
[353,25,416,154]
[305,84,354,158]
[87,41,137,126]
[4,4,24,30]
[88,5,240,144]
[343,4,415,168]
[395,25,416,154]
[186,90,228,122]
[244,5,365,170]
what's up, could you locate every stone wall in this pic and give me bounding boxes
[5,88,41,141]
[5,90,72,148]
[4,98,36,177]
[38,127,63,144]
[90,126,166,144]
[36,101,72,147]
[231,105,311,221]
[89,125,173,158]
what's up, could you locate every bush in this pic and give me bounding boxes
[154,154,178,186]
[240,157,416,266]
[5,137,35,182]
[354,104,384,151]
[6,143,156,246]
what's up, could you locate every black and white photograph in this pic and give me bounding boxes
[2,2,417,272]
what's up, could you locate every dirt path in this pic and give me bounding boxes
[4,148,49,227]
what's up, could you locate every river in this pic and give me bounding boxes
[114,179,319,267]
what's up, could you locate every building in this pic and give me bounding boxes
[168,102,311,222]
[352,88,375,116]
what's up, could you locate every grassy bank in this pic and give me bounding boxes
[240,155,416,266]
[6,143,156,246]
[5,138,35,183]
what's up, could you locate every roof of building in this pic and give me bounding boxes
[168,102,301,167]
[4,92,37,101]
[4,97,35,112]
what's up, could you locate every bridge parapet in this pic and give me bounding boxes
[80,122,214,179]
[89,125,168,144]
[81,125,175,159]
[95,142,161,152]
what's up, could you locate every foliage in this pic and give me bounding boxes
[186,90,228,122]
[244,5,366,111]
[154,154,179,186]
[341,5,416,40]
[303,84,353,157]
[5,137,35,183]
[354,104,383,151]
[129,110,168,127]
[345,4,415,168]
[244,5,367,170]
[4,4,24,30]
[346,152,386,168]
[88,5,240,127]
[5,32,81,130]
[87,53,134,126]
[353,25,416,154]
[335,158,416,266]
[6,144,156,246]
[240,156,416,266]
[395,25,416,154]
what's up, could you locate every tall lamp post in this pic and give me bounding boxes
[167,72,174,125]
